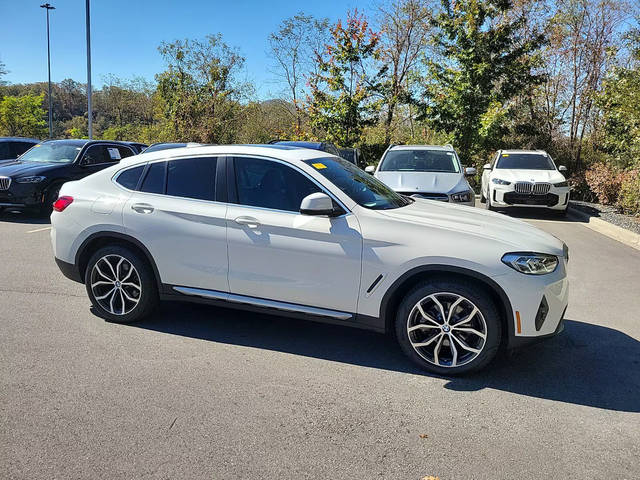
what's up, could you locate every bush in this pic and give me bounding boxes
[567,171,595,202]
[585,163,624,205]
[617,170,640,216]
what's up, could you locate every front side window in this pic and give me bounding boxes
[166,157,217,201]
[304,157,411,210]
[233,156,321,212]
[379,149,460,173]
[496,153,555,170]
[18,142,82,163]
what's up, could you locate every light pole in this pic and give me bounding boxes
[85,0,92,139]
[40,3,55,138]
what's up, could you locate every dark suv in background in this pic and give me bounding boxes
[0,137,40,165]
[0,139,136,214]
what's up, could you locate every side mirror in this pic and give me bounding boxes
[464,167,477,176]
[482,163,492,170]
[364,165,375,174]
[558,165,567,172]
[300,192,341,217]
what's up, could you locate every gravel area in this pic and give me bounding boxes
[570,200,640,235]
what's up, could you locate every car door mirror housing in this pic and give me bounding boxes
[300,192,341,216]
[482,163,492,170]
[364,165,375,174]
[558,165,568,172]
[464,167,477,176]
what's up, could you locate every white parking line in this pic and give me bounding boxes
[26,226,52,233]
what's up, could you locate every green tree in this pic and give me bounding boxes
[0,93,47,137]
[420,0,545,164]
[307,10,383,147]
[156,34,249,143]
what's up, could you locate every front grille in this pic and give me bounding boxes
[503,192,559,206]
[532,183,551,194]
[400,192,449,201]
[514,181,551,195]
[0,177,10,190]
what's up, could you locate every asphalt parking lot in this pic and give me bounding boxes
[1,206,639,479]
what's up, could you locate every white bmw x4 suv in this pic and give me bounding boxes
[481,149,570,214]
[51,145,569,374]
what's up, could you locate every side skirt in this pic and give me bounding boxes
[161,285,385,333]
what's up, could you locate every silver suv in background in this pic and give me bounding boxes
[366,145,476,206]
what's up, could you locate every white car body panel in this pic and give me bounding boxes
[51,144,568,343]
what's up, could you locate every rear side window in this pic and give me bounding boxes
[116,146,135,159]
[166,157,217,201]
[116,165,145,190]
[139,161,166,194]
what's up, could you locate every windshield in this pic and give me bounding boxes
[379,149,460,173]
[304,157,411,210]
[496,153,555,170]
[19,142,82,163]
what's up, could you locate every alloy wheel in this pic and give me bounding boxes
[90,254,142,315]
[406,292,487,368]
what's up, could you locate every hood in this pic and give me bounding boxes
[0,160,67,177]
[375,171,468,194]
[378,198,565,256]
[492,169,566,183]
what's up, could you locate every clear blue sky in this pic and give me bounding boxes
[0,0,372,99]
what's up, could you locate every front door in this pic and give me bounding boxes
[225,156,363,313]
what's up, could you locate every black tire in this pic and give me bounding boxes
[485,192,495,211]
[480,189,486,203]
[85,244,159,323]
[39,182,63,217]
[395,279,502,375]
[554,207,568,217]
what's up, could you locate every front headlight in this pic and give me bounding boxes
[15,176,46,184]
[450,190,473,202]
[492,178,511,185]
[501,253,559,275]
[553,181,568,187]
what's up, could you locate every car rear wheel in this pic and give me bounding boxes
[395,280,502,375]
[85,245,158,323]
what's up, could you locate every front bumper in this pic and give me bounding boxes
[0,181,46,208]
[491,185,570,210]
[494,259,569,348]
[401,191,475,207]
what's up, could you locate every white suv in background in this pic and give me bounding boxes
[481,150,570,214]
[51,145,569,375]
[365,145,476,206]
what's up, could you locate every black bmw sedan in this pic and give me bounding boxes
[0,139,136,215]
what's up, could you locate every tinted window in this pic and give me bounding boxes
[379,149,460,173]
[143,143,186,153]
[116,165,145,190]
[304,157,411,210]
[82,145,123,165]
[140,161,166,194]
[496,153,555,170]
[166,157,217,201]
[11,141,37,157]
[0,142,10,160]
[116,146,135,159]
[233,157,321,212]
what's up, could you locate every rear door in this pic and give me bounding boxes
[122,156,228,292]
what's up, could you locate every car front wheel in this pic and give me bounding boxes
[395,280,502,375]
[85,245,159,323]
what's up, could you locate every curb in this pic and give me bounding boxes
[567,206,640,251]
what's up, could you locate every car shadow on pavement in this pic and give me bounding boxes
[490,206,586,223]
[133,303,639,413]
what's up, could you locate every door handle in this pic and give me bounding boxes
[234,216,260,229]
[131,203,154,214]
